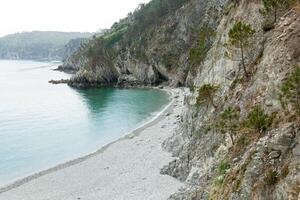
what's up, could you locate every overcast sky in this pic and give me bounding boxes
[0,0,150,37]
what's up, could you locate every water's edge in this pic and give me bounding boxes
[0,88,175,194]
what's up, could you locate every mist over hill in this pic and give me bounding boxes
[0,31,93,61]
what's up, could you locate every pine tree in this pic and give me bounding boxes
[262,0,294,23]
[262,0,280,23]
[228,21,255,78]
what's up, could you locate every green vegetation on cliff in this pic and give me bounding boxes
[95,0,188,51]
[189,24,216,67]
[244,105,273,134]
[280,66,300,117]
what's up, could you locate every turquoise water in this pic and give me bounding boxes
[0,60,169,186]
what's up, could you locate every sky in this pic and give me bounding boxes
[0,0,150,37]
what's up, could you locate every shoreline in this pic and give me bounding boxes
[0,88,184,199]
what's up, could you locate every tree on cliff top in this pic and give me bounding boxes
[228,21,255,78]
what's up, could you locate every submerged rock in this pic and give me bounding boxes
[48,79,70,84]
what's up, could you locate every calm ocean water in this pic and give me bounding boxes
[0,60,169,186]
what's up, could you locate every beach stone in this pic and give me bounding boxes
[127,133,135,139]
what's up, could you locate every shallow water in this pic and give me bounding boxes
[0,60,169,186]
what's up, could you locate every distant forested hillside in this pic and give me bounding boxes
[0,31,92,61]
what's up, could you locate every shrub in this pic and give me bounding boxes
[217,107,240,145]
[228,21,255,78]
[264,169,279,186]
[245,105,273,134]
[196,83,219,108]
[279,66,300,117]
[189,84,195,93]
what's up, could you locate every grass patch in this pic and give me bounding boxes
[214,160,231,186]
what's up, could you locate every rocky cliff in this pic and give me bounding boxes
[162,1,300,199]
[64,0,300,199]
[62,0,227,87]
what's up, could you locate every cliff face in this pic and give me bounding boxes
[162,1,300,199]
[64,0,300,199]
